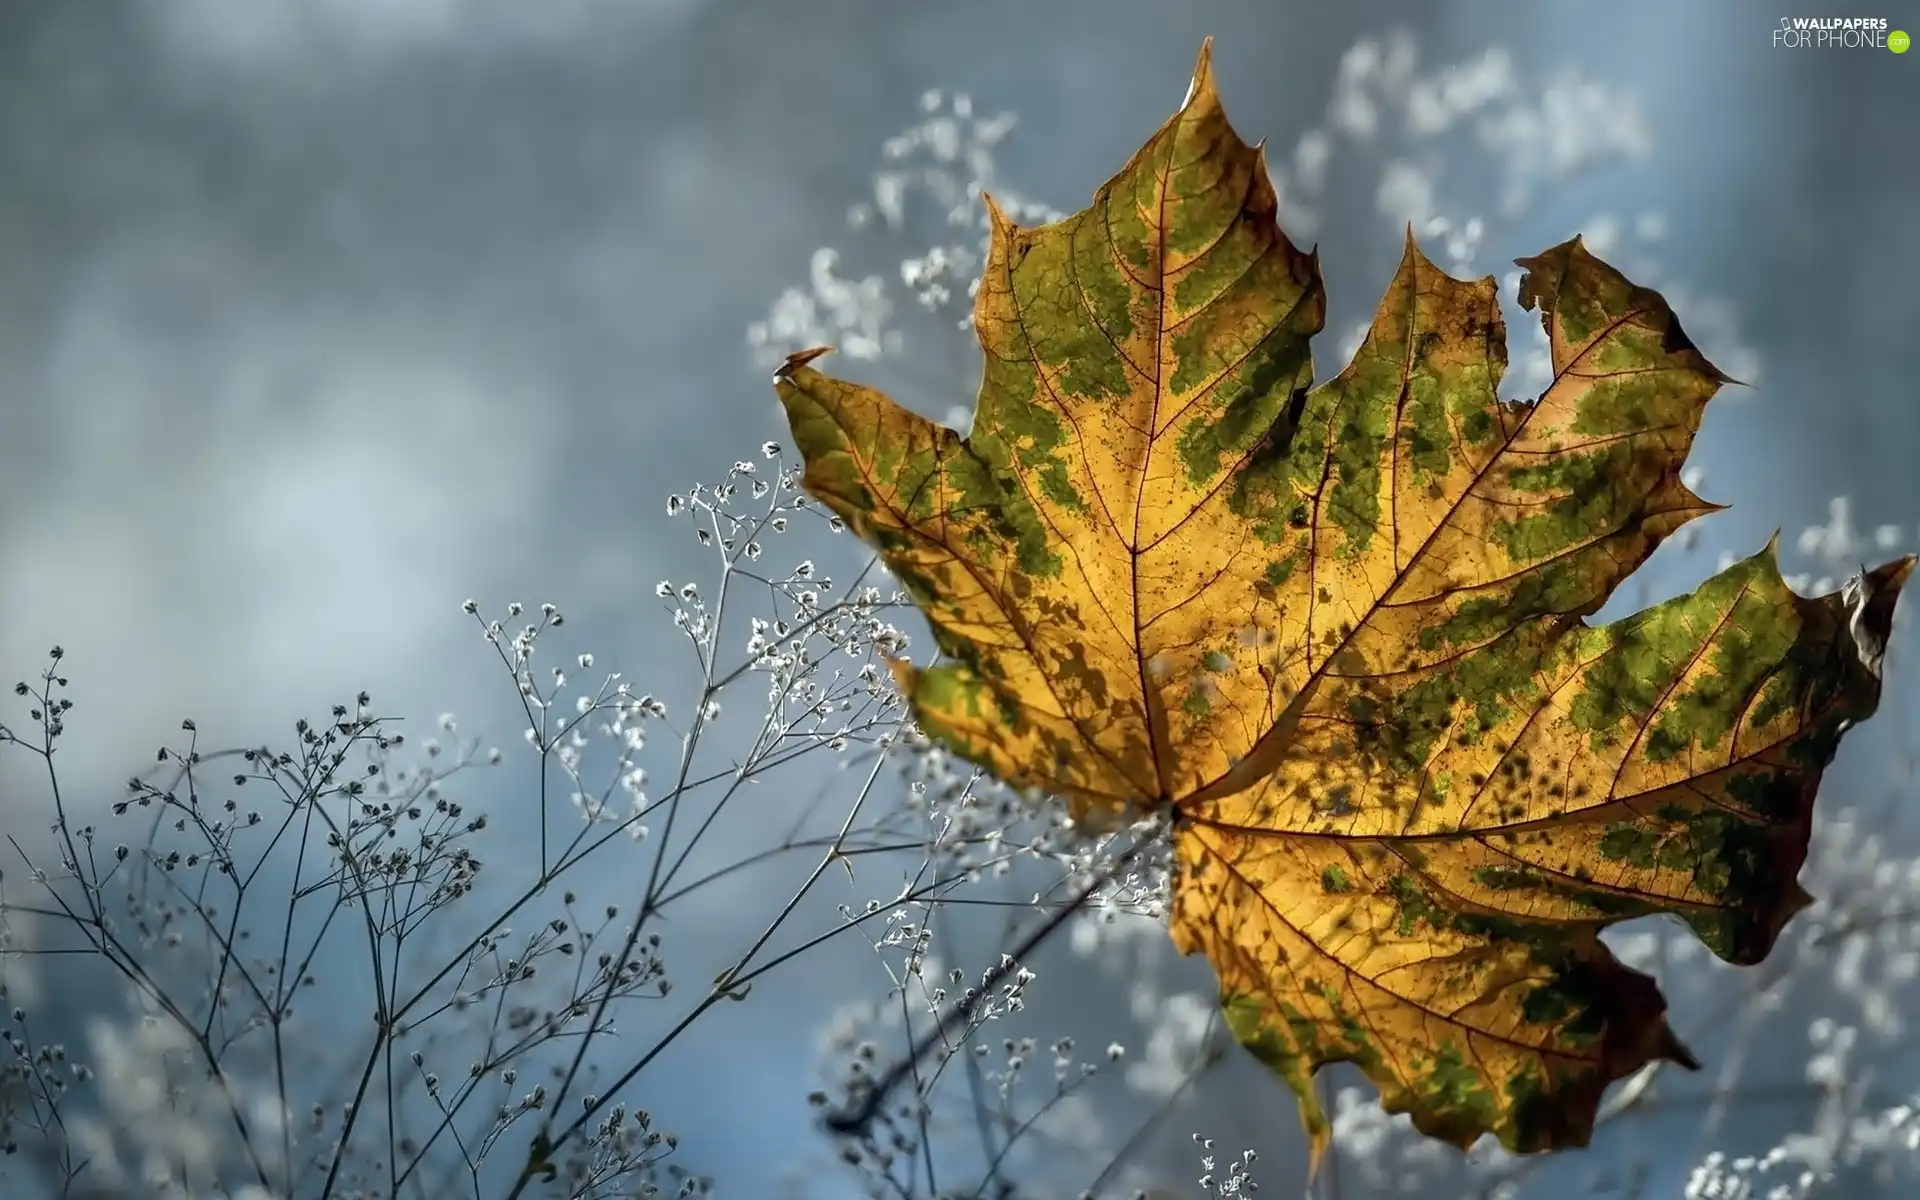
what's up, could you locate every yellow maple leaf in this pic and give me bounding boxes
[773,41,1913,1157]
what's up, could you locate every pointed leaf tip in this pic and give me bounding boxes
[1660,1025,1702,1071]
[1846,553,1915,675]
[981,191,1015,236]
[1878,552,1917,591]
[1181,38,1215,110]
[883,655,919,697]
[775,345,833,381]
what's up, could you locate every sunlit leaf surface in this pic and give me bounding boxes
[773,40,1913,1158]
